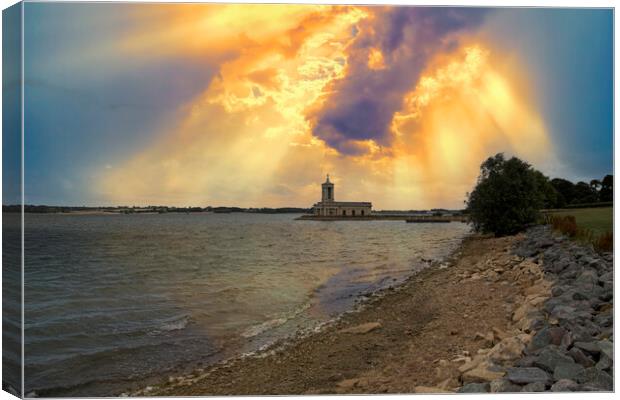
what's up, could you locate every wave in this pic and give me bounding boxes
[148,315,191,336]
[241,301,311,338]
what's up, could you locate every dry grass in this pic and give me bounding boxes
[544,214,612,252]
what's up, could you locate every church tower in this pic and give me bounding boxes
[321,174,334,202]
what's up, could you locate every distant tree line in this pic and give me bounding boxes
[548,175,613,207]
[466,153,613,236]
[2,205,312,214]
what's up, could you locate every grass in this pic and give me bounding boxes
[546,207,612,236]
[543,207,613,252]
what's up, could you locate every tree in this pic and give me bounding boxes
[466,153,545,236]
[573,181,598,204]
[590,179,602,192]
[550,178,575,206]
[600,174,613,202]
[533,170,560,209]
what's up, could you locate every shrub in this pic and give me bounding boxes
[466,153,546,236]
[545,213,613,253]
[548,215,578,237]
[595,231,613,252]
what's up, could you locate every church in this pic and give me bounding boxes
[312,175,372,217]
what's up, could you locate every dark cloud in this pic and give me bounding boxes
[311,7,489,155]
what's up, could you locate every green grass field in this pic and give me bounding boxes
[547,207,613,236]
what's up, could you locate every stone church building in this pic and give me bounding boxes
[312,175,372,217]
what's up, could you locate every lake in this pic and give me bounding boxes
[18,213,470,396]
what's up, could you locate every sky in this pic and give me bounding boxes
[13,3,613,209]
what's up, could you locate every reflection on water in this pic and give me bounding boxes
[22,213,469,395]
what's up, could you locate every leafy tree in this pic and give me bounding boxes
[533,170,560,209]
[590,179,602,192]
[466,153,545,236]
[550,178,575,206]
[600,174,613,202]
[573,181,598,204]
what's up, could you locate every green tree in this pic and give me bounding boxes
[533,170,560,209]
[600,174,613,202]
[550,178,575,206]
[590,179,602,192]
[573,181,598,204]
[466,153,545,236]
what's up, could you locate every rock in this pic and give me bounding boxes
[573,292,590,300]
[461,361,506,384]
[339,322,381,334]
[575,367,613,390]
[573,341,600,356]
[512,304,531,323]
[437,378,459,391]
[515,356,537,368]
[568,347,595,368]
[577,269,599,287]
[457,383,490,393]
[492,327,509,341]
[598,327,613,341]
[551,287,564,297]
[566,323,600,343]
[553,362,585,381]
[489,379,522,393]
[597,340,613,360]
[538,239,554,248]
[516,312,545,334]
[521,382,546,392]
[506,367,551,385]
[337,378,359,389]
[533,347,574,373]
[595,354,612,371]
[474,331,494,347]
[487,336,527,362]
[547,327,568,346]
[414,386,449,393]
[458,355,485,373]
[551,379,579,392]
[599,288,613,302]
[528,328,553,351]
[598,271,613,284]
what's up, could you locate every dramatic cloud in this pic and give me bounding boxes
[23,4,611,209]
[310,7,488,155]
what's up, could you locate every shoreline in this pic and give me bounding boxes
[121,234,473,397]
[129,231,527,395]
[129,225,613,395]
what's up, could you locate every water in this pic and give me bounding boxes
[20,213,470,396]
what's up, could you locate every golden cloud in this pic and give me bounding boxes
[100,6,554,210]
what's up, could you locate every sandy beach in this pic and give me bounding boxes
[128,223,614,396]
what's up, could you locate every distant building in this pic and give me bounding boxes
[312,175,372,217]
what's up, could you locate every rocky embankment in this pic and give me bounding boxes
[455,226,613,393]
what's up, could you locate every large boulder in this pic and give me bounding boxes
[553,362,585,381]
[487,335,528,363]
[521,382,546,392]
[575,367,613,391]
[551,379,579,392]
[457,383,489,393]
[533,347,575,373]
[489,379,522,393]
[573,341,600,356]
[597,340,613,361]
[506,367,551,385]
[461,361,505,384]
